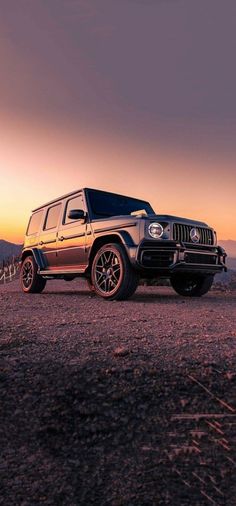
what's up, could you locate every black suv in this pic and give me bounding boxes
[21,188,227,300]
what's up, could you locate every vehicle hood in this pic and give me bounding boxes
[92,214,209,228]
[148,214,209,227]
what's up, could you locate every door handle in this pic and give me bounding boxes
[39,241,44,245]
[59,236,64,241]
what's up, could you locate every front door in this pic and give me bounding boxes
[56,194,87,271]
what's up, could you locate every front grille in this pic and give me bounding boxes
[185,253,217,265]
[173,223,214,245]
[141,251,174,268]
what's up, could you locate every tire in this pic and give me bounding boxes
[91,243,139,300]
[86,278,96,293]
[20,256,47,293]
[170,274,214,297]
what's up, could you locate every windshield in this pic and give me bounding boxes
[87,189,155,219]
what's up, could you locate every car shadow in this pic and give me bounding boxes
[43,289,92,296]
[41,288,236,305]
[131,290,236,304]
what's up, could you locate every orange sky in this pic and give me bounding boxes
[0,114,236,244]
[0,0,236,244]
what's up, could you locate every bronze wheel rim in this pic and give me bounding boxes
[94,250,122,295]
[22,260,33,288]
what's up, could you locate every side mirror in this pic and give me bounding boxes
[68,209,86,221]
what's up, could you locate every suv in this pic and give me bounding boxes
[21,188,227,300]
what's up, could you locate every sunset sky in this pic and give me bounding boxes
[0,0,236,244]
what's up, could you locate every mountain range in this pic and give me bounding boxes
[0,240,22,262]
[218,240,236,258]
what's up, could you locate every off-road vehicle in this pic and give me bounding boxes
[21,188,227,300]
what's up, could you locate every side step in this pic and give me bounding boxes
[40,269,85,276]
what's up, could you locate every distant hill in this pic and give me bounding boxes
[214,268,236,289]
[0,240,22,262]
[226,257,236,271]
[219,240,236,259]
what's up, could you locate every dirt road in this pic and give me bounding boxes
[1,280,236,505]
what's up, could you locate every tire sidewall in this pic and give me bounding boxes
[171,274,213,297]
[21,256,46,293]
[91,244,126,299]
[20,256,37,293]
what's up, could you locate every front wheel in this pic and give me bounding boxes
[20,256,47,293]
[91,243,139,300]
[170,274,214,297]
[86,277,95,293]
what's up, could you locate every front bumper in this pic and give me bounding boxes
[136,240,227,275]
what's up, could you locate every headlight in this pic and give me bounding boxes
[148,222,164,239]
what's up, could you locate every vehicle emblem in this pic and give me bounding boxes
[190,227,200,243]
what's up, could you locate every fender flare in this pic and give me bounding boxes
[88,230,136,265]
[21,248,46,271]
[114,230,136,247]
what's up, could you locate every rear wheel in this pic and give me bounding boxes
[91,243,139,300]
[170,274,214,297]
[21,256,46,293]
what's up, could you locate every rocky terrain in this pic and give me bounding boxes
[0,280,236,505]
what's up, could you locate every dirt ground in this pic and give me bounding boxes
[0,280,236,505]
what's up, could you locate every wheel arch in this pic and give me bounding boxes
[21,248,45,271]
[87,232,134,274]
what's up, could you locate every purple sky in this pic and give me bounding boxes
[1,0,236,147]
[0,0,236,241]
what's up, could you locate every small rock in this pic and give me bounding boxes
[113,347,130,357]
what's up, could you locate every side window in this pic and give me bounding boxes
[64,195,84,224]
[27,210,43,235]
[44,204,62,230]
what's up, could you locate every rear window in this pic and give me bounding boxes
[27,210,43,235]
[44,204,62,230]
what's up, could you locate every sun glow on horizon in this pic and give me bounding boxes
[1,116,236,244]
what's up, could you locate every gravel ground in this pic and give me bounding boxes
[0,280,236,506]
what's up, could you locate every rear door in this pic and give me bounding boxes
[39,203,62,269]
[24,210,44,250]
[56,193,87,270]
